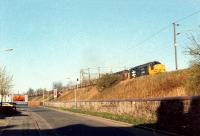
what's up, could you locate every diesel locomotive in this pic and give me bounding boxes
[129,61,166,78]
[114,61,166,79]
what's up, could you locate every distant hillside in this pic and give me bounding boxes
[29,69,189,101]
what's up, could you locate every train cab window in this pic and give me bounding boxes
[150,65,154,70]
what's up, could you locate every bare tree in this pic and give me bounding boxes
[35,88,43,96]
[52,81,63,96]
[52,81,63,91]
[0,67,13,106]
[66,80,73,90]
[185,33,200,95]
[187,35,200,62]
[27,88,34,96]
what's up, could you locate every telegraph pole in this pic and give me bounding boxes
[88,68,91,85]
[48,90,49,101]
[75,78,79,109]
[98,67,100,78]
[80,70,82,88]
[43,89,45,107]
[173,22,178,70]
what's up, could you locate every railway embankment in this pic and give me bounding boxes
[29,69,189,102]
[59,70,188,101]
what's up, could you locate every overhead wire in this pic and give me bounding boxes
[126,24,171,50]
[175,9,200,23]
[127,9,200,50]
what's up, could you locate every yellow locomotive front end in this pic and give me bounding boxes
[148,63,166,75]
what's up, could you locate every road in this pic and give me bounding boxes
[0,107,167,136]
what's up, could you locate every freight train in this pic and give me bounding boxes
[114,61,166,79]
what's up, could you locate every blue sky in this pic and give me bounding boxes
[0,0,200,93]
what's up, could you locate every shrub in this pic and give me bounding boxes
[96,74,121,92]
[0,67,12,106]
[185,34,200,95]
[185,63,200,95]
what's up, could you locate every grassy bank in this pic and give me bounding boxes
[30,69,189,101]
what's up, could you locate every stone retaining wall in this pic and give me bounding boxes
[44,96,194,121]
[45,101,160,121]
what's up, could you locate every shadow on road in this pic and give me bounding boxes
[137,98,200,136]
[0,125,17,130]
[0,107,28,119]
[1,124,142,136]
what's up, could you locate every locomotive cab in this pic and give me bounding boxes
[148,63,166,75]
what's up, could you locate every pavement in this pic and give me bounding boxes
[0,106,168,136]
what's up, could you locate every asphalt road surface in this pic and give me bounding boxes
[0,107,167,136]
